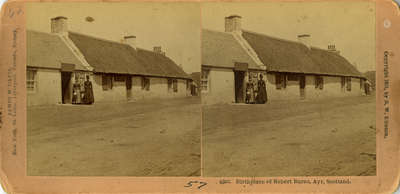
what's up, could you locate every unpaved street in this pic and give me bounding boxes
[203,95,376,177]
[28,97,201,176]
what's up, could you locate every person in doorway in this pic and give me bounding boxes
[83,75,94,104]
[72,78,81,104]
[245,81,255,104]
[255,74,268,104]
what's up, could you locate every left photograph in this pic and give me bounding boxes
[26,2,201,176]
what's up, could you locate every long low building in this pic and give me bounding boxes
[27,16,192,106]
[201,15,366,104]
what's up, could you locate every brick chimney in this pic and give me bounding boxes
[122,35,136,49]
[297,34,311,48]
[328,44,340,54]
[225,15,242,33]
[51,16,68,34]
[153,46,165,55]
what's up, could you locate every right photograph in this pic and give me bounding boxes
[201,1,376,176]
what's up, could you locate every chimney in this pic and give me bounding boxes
[328,44,340,54]
[297,34,311,48]
[51,16,68,34]
[225,15,242,33]
[122,35,136,49]
[153,46,165,55]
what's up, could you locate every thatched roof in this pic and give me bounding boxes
[27,30,88,71]
[68,32,190,79]
[202,29,262,70]
[242,30,364,77]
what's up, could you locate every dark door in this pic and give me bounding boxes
[299,75,306,99]
[234,71,245,103]
[126,76,132,100]
[61,72,72,104]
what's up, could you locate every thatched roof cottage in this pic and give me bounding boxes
[27,16,191,106]
[201,15,366,104]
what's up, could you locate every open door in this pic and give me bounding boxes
[61,72,72,104]
[299,75,306,99]
[126,76,132,100]
[234,71,245,103]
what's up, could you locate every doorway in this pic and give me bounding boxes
[61,72,72,104]
[126,76,132,100]
[234,71,245,103]
[299,75,306,99]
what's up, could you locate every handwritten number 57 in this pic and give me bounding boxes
[184,181,207,189]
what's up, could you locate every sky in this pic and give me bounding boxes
[26,2,201,74]
[202,1,376,73]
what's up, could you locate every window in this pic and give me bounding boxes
[102,74,113,91]
[315,76,324,90]
[346,77,352,91]
[26,69,37,92]
[142,77,150,91]
[168,79,178,93]
[276,73,287,89]
[201,69,210,92]
[341,77,346,89]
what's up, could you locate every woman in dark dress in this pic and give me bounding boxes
[83,75,94,104]
[255,74,268,104]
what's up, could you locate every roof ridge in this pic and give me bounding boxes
[69,31,172,58]
[242,29,305,46]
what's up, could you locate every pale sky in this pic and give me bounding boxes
[202,1,376,73]
[26,2,201,73]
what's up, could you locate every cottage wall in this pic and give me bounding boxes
[265,73,301,100]
[27,69,62,106]
[202,68,235,104]
[92,74,188,102]
[265,73,364,101]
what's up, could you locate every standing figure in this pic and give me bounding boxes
[72,78,81,104]
[245,82,255,104]
[255,74,268,104]
[83,75,94,104]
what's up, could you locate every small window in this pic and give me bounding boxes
[142,77,150,91]
[276,73,287,90]
[102,74,113,91]
[341,77,346,89]
[201,69,210,92]
[315,76,323,90]
[27,69,37,92]
[346,77,352,91]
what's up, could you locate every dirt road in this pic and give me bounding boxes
[27,97,201,176]
[203,95,376,177]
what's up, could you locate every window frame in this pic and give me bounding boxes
[141,77,150,91]
[315,76,324,90]
[276,73,287,90]
[346,77,352,91]
[102,74,113,91]
[201,69,210,93]
[26,68,38,93]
